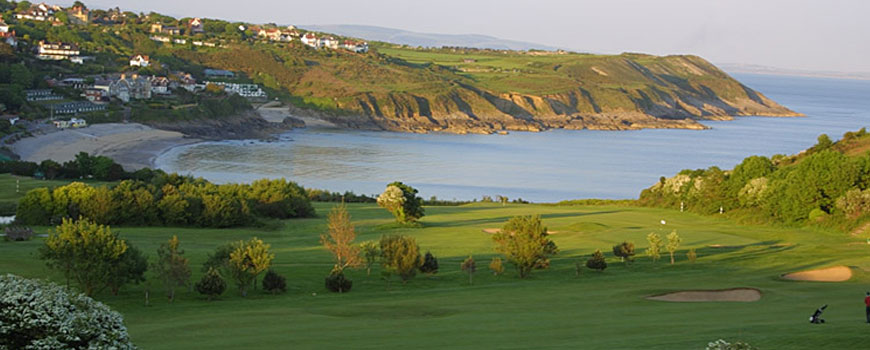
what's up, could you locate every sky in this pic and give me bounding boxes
[76,0,870,73]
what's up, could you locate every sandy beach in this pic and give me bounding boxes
[11,123,200,170]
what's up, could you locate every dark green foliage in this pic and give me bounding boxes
[325,270,352,293]
[492,215,558,278]
[586,249,607,271]
[611,241,635,263]
[261,269,286,294]
[389,181,425,222]
[379,235,422,282]
[195,268,227,300]
[106,244,148,295]
[419,251,439,274]
[202,243,234,272]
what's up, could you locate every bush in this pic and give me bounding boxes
[489,257,504,276]
[611,241,635,263]
[586,249,607,271]
[420,251,439,274]
[195,268,227,300]
[706,339,755,350]
[687,248,698,263]
[325,269,352,293]
[262,269,287,294]
[379,235,422,283]
[3,226,33,241]
[0,274,136,349]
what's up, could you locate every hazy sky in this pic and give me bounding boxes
[78,0,870,73]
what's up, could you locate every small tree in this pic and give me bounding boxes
[586,249,607,271]
[40,218,128,296]
[492,215,558,278]
[202,243,234,273]
[461,256,476,285]
[195,268,226,300]
[320,204,361,273]
[489,257,504,276]
[105,244,148,296]
[666,230,682,264]
[326,268,353,293]
[420,251,439,274]
[379,235,422,283]
[612,241,635,264]
[377,182,424,223]
[228,237,274,297]
[687,248,698,263]
[646,232,663,263]
[360,240,379,276]
[153,235,190,302]
[261,269,287,294]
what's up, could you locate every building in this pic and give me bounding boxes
[318,36,339,50]
[0,20,15,47]
[83,88,108,103]
[130,55,150,67]
[173,38,187,44]
[149,76,171,95]
[175,72,198,92]
[51,102,103,116]
[16,3,60,22]
[341,40,369,53]
[36,41,80,61]
[301,33,317,48]
[258,28,283,41]
[25,89,63,102]
[204,81,267,99]
[53,117,90,128]
[69,56,93,64]
[0,19,9,33]
[188,18,204,34]
[68,5,90,25]
[150,36,171,43]
[150,23,182,35]
[203,69,235,78]
[109,74,152,102]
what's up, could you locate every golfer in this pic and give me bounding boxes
[865,292,870,323]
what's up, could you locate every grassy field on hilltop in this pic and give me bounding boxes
[2,201,870,349]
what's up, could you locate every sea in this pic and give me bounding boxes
[154,74,870,203]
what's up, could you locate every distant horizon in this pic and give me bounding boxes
[65,0,870,75]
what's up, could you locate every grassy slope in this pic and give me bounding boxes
[2,202,869,349]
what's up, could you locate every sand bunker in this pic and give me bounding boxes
[782,266,852,282]
[646,288,761,302]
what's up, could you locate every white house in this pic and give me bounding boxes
[0,19,9,33]
[318,36,339,49]
[189,17,204,34]
[341,40,369,53]
[301,33,317,48]
[130,55,150,67]
[36,41,80,61]
[149,76,170,94]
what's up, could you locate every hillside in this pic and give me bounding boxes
[0,3,801,134]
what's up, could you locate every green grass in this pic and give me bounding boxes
[2,202,869,349]
[0,174,113,212]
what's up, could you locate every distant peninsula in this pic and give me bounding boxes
[0,2,801,136]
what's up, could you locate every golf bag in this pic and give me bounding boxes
[809,304,827,324]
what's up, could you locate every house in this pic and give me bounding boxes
[25,89,63,102]
[203,69,235,78]
[188,18,204,34]
[16,3,60,22]
[36,41,80,61]
[51,102,103,116]
[129,54,150,67]
[83,88,108,103]
[68,5,90,25]
[150,36,171,43]
[318,36,339,50]
[0,20,15,47]
[258,28,282,41]
[149,76,171,94]
[175,72,198,92]
[150,23,182,35]
[301,33,317,47]
[53,117,89,128]
[69,56,93,64]
[173,38,187,44]
[204,81,266,99]
[0,18,9,33]
[341,40,369,53]
[109,74,151,102]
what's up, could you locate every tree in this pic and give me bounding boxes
[228,237,274,296]
[461,256,476,285]
[0,274,136,350]
[40,218,127,296]
[16,187,53,225]
[687,248,698,263]
[489,257,504,276]
[379,235,422,283]
[611,241,635,264]
[377,181,424,223]
[492,215,558,278]
[320,204,361,273]
[586,249,607,271]
[105,244,147,296]
[420,251,439,274]
[646,232,663,263]
[360,240,379,276]
[666,230,682,264]
[153,235,190,302]
[195,267,226,300]
[39,159,62,180]
[261,269,286,294]
[202,242,234,272]
[325,268,352,293]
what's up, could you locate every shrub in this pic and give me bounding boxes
[4,226,33,241]
[195,267,227,300]
[611,241,635,263]
[489,257,504,276]
[379,235,422,283]
[262,269,287,294]
[492,215,558,278]
[420,251,439,274]
[687,248,697,263]
[325,269,352,293]
[586,249,607,271]
[0,274,136,349]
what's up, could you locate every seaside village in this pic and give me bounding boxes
[0,2,368,129]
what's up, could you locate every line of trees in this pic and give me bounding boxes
[639,129,870,231]
[17,176,314,227]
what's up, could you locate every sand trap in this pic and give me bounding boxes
[646,288,761,302]
[482,228,560,234]
[782,266,852,282]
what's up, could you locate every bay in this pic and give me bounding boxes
[154,74,870,202]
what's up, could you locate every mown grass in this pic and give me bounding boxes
[1,201,869,349]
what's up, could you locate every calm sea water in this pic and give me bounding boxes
[154,74,870,202]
